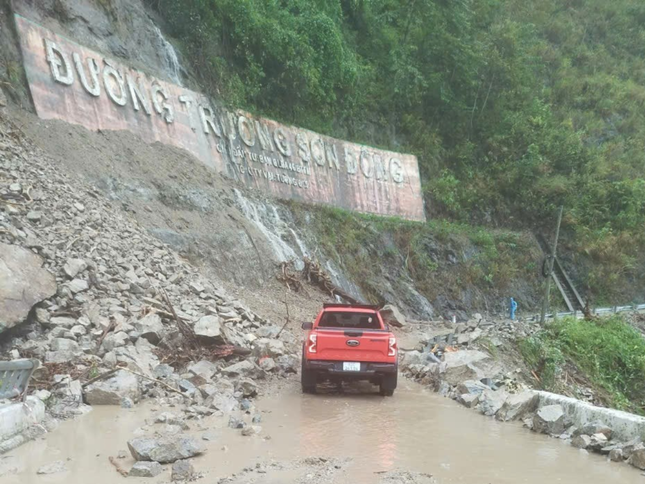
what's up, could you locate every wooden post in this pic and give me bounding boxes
[540,206,564,324]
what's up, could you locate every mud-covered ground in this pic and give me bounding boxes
[3,378,642,484]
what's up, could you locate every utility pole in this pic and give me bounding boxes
[540,206,564,324]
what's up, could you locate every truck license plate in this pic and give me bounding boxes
[343,362,361,372]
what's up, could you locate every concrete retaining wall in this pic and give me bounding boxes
[535,391,645,441]
[0,397,46,454]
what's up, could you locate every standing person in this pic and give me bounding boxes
[510,297,518,320]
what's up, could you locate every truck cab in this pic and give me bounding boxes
[301,303,398,396]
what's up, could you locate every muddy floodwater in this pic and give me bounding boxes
[3,380,643,483]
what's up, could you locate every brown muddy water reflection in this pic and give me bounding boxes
[3,380,642,483]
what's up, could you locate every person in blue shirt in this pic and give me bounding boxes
[510,297,518,320]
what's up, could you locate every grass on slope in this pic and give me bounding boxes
[520,316,645,414]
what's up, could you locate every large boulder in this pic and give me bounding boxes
[194,315,223,343]
[379,304,406,328]
[127,435,204,463]
[84,370,140,405]
[496,391,539,422]
[533,404,567,435]
[442,350,489,386]
[0,242,56,333]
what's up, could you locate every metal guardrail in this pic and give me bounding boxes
[530,303,645,322]
[0,359,39,400]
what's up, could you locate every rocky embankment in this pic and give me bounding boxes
[400,314,645,473]
[0,111,299,465]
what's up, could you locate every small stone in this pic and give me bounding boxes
[68,278,89,294]
[171,460,194,481]
[134,313,164,345]
[629,447,645,469]
[202,431,218,441]
[37,461,67,474]
[63,258,87,278]
[128,461,162,478]
[609,448,623,462]
[70,325,87,337]
[26,211,42,222]
[258,357,277,372]
[35,308,50,324]
[228,416,245,429]
[237,379,257,398]
[188,360,218,380]
[189,281,205,294]
[572,434,592,449]
[178,379,197,395]
[33,389,52,401]
[153,364,175,379]
[121,397,134,409]
[9,183,21,193]
[241,425,261,437]
[194,315,222,343]
[458,393,479,408]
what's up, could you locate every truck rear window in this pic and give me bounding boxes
[318,312,382,330]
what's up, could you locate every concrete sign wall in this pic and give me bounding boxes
[15,15,425,221]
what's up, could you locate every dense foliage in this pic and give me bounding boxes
[520,316,645,413]
[148,0,645,303]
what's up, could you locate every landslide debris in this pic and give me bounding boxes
[0,112,299,451]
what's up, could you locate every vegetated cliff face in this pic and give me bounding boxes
[0,0,546,320]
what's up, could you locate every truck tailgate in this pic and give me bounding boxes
[314,329,390,361]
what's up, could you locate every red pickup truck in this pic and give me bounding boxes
[301,303,398,396]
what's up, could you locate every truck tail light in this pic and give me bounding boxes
[308,333,317,354]
[388,337,397,357]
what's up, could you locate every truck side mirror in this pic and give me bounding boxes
[301,322,313,330]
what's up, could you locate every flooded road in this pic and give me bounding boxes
[3,380,643,483]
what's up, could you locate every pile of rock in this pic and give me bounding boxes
[0,113,297,430]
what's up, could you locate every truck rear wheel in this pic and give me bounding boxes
[301,359,317,394]
[379,373,397,397]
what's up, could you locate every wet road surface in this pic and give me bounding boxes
[3,380,643,483]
